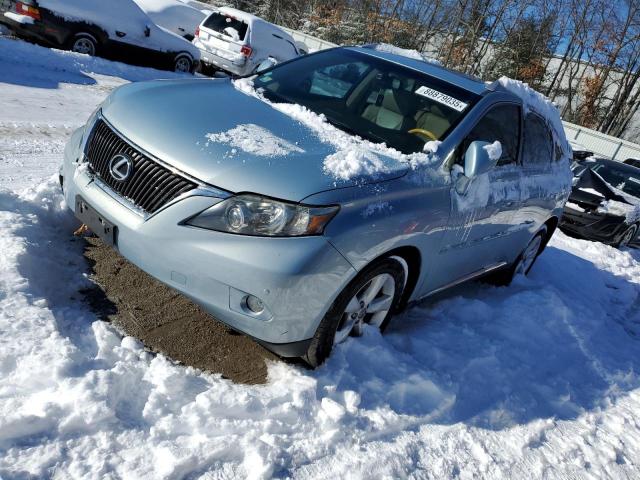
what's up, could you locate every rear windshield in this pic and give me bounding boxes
[203,12,248,41]
[253,49,480,154]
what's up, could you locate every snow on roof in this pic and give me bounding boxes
[495,77,571,157]
[368,43,441,66]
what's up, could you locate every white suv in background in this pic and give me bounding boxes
[193,7,303,76]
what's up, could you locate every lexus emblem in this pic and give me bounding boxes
[108,154,134,182]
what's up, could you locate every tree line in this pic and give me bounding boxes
[210,0,640,140]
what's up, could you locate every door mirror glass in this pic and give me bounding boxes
[144,25,151,37]
[255,57,278,74]
[464,140,497,178]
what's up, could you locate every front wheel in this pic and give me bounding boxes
[303,258,405,367]
[174,54,193,73]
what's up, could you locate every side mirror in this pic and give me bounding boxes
[255,57,277,74]
[144,25,151,37]
[464,140,497,178]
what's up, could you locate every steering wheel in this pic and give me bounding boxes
[408,128,438,141]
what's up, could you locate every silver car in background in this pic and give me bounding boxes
[61,46,572,366]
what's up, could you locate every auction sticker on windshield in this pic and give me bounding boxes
[415,86,468,112]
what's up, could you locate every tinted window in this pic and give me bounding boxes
[203,13,248,41]
[254,49,480,155]
[522,113,552,165]
[462,104,521,166]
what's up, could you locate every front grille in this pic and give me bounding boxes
[85,119,197,214]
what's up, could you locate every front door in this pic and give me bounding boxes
[430,103,523,290]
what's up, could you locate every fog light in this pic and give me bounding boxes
[245,295,265,314]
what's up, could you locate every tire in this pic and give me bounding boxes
[174,54,193,73]
[303,258,405,368]
[70,33,98,56]
[616,224,637,248]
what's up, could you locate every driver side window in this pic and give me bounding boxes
[459,104,521,167]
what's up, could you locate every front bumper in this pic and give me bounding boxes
[62,128,356,355]
[560,205,627,244]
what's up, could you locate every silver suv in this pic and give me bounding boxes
[61,46,572,366]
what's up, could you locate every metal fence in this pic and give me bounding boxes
[563,122,640,161]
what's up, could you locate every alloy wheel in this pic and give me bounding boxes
[72,37,95,56]
[175,56,192,73]
[334,273,396,344]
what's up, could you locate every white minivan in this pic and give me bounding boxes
[193,7,303,76]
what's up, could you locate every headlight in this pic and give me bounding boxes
[185,194,339,237]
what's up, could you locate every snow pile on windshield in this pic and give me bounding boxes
[483,140,502,161]
[233,78,434,180]
[497,77,570,158]
[323,149,388,180]
[205,124,305,157]
[371,43,441,65]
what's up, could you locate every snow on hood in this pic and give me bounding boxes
[233,78,437,180]
[99,78,409,201]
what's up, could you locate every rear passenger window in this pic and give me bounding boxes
[523,113,553,165]
[463,105,521,166]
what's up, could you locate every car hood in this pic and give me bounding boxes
[100,78,409,202]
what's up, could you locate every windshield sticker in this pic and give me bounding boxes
[414,86,468,112]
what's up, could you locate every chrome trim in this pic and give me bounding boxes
[422,261,508,298]
[83,112,231,219]
[91,112,231,198]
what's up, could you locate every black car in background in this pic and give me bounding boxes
[0,0,200,72]
[624,158,640,169]
[561,159,640,248]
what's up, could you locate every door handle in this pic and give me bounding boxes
[115,31,127,38]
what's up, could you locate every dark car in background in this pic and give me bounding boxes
[0,0,200,72]
[560,159,640,247]
[623,158,640,169]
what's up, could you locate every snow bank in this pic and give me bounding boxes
[2,178,640,478]
[205,124,305,157]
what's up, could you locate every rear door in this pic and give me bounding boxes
[514,112,558,248]
[433,103,523,288]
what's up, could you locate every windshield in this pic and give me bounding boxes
[591,160,640,198]
[253,49,480,154]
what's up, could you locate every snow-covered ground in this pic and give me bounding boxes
[1,35,640,479]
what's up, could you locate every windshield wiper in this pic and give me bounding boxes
[324,116,383,144]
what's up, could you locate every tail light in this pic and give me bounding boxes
[195,26,200,38]
[240,45,253,57]
[16,1,40,20]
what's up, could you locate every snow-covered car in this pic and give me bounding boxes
[60,46,572,366]
[193,7,302,76]
[1,0,200,72]
[561,158,640,247]
[133,0,208,41]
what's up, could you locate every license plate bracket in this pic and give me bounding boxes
[75,196,117,246]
